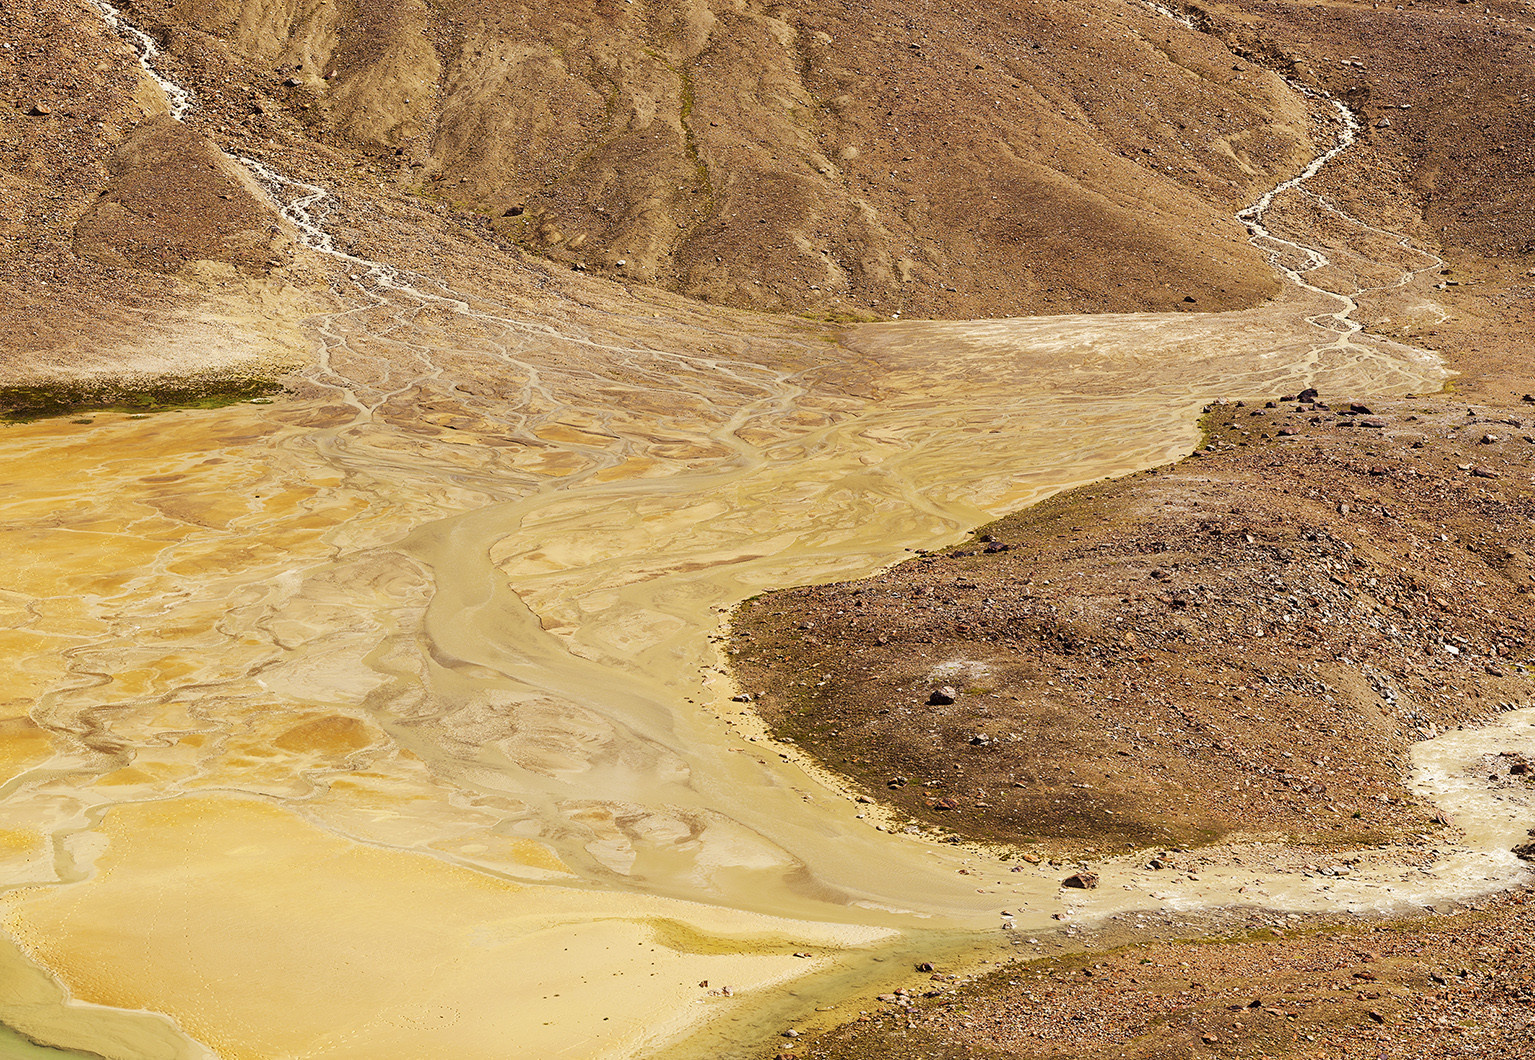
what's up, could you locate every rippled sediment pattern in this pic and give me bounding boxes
[0,265,1453,1060]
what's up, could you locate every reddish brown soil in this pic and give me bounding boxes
[124,0,1303,318]
[733,394,1535,852]
[1199,0,1535,263]
[799,892,1535,1060]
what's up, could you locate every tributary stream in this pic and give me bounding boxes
[1,5,1529,1060]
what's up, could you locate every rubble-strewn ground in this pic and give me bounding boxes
[798,893,1535,1059]
[733,390,1535,1059]
[721,5,1535,1053]
[733,396,1535,853]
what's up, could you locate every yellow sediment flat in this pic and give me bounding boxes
[1,796,883,1060]
[0,261,1487,1060]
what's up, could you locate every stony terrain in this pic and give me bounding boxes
[797,892,1535,1059]
[0,0,323,393]
[715,5,1535,1052]
[116,0,1303,318]
[733,393,1535,852]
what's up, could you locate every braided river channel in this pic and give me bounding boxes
[9,4,1535,1058]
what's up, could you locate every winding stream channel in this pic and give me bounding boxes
[0,4,1527,1060]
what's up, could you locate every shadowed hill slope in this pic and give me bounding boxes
[94,0,1312,319]
[5,0,1532,383]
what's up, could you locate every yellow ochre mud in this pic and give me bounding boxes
[0,259,1459,1059]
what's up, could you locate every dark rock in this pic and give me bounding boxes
[1361,418,1386,428]
[915,961,936,972]
[1471,467,1500,479]
[503,205,525,217]
[1278,426,1300,437]
[928,686,957,705]
[932,797,961,811]
[1062,871,1099,889]
[1296,387,1319,402]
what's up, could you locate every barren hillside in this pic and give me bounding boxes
[7,0,1532,387]
[125,0,1320,316]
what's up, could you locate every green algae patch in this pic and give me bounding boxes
[0,377,285,422]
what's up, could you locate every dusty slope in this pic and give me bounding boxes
[726,0,1535,857]
[125,0,1311,317]
[1195,0,1535,261]
[801,892,1535,1060]
[1,0,1325,387]
[0,0,320,393]
[8,0,1532,388]
[104,0,1535,322]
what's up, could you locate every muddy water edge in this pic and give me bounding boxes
[0,279,1453,1060]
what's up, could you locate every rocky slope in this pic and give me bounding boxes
[800,892,1535,1060]
[121,0,1309,317]
[7,0,1533,390]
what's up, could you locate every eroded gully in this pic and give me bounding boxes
[0,4,1524,1060]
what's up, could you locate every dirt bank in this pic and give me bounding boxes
[798,891,1535,1060]
[732,391,1535,852]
